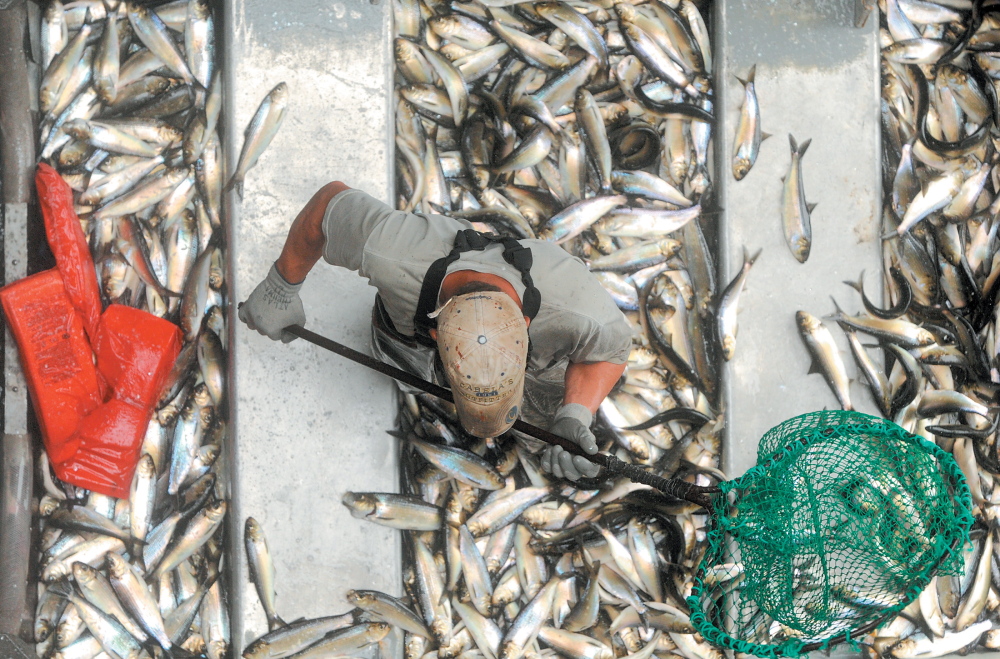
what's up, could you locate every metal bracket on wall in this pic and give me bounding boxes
[4,203,28,438]
[0,633,32,658]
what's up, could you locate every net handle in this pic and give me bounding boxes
[281,324,720,508]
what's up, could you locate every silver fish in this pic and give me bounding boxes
[246,517,286,632]
[781,135,814,263]
[226,82,290,197]
[128,4,196,84]
[796,311,852,410]
[342,492,443,530]
[716,247,760,361]
[732,64,767,180]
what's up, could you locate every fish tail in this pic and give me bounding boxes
[746,63,756,83]
[130,542,147,573]
[798,138,812,157]
[223,174,243,200]
[166,643,198,659]
[267,613,288,631]
[788,134,798,153]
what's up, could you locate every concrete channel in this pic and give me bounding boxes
[715,0,883,479]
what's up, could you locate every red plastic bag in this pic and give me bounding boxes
[36,163,102,343]
[0,270,103,465]
[93,305,182,409]
[0,165,185,498]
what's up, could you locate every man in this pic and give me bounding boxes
[238,182,632,481]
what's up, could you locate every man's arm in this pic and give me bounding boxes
[563,360,627,413]
[274,181,349,284]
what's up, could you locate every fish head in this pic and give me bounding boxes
[720,336,735,361]
[42,560,69,583]
[346,589,375,607]
[614,3,637,21]
[628,436,650,460]
[342,492,377,518]
[457,485,479,511]
[795,311,821,332]
[428,15,459,38]
[242,639,269,659]
[395,37,420,62]
[915,329,935,346]
[733,158,751,180]
[105,551,128,577]
[467,519,487,537]
[71,560,97,584]
[793,237,810,263]
[190,0,212,20]
[366,622,392,643]
[521,506,548,528]
[35,618,53,642]
[245,517,264,540]
[135,454,155,478]
[406,636,427,659]
[206,499,227,522]
[889,638,917,658]
[431,618,452,643]
[937,63,967,88]
[199,406,216,426]
[39,496,60,517]
[207,640,228,659]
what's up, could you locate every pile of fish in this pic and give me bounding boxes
[785,0,1000,656]
[391,0,733,657]
[24,0,271,656]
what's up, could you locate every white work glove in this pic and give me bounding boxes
[238,263,306,343]
[541,403,601,482]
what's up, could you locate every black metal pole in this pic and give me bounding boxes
[284,324,719,508]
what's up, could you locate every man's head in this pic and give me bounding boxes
[432,283,529,438]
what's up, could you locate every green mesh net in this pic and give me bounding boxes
[686,411,974,658]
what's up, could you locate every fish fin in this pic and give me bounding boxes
[267,614,287,631]
[747,248,762,265]
[47,580,73,600]
[880,229,900,240]
[735,75,748,87]
[807,202,818,213]
[747,63,756,82]
[789,134,798,153]
[761,131,772,141]
[797,138,812,156]
[780,176,785,183]
[807,357,824,376]
[828,295,844,316]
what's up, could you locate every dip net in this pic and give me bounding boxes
[687,411,973,658]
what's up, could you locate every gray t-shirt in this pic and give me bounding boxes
[322,189,632,377]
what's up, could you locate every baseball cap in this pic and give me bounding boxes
[433,291,529,438]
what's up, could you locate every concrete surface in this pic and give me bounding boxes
[715,0,883,478]
[223,0,398,653]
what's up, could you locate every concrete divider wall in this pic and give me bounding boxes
[224,0,397,652]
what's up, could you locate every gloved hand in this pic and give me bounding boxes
[238,263,306,343]
[541,403,601,481]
